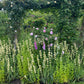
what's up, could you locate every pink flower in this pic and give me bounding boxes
[43,30,46,33]
[44,27,46,29]
[50,31,53,34]
[62,51,64,54]
[42,42,45,50]
[36,28,39,30]
[54,37,57,40]
[30,32,33,36]
[35,35,38,38]
[50,43,53,47]
[45,37,48,41]
[34,41,38,50]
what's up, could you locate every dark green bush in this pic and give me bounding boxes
[0,11,8,41]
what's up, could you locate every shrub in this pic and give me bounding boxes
[23,10,56,32]
[0,11,8,41]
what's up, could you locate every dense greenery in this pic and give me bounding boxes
[2,0,83,43]
[0,0,84,84]
[0,37,84,84]
[0,11,8,41]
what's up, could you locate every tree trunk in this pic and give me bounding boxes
[80,16,84,46]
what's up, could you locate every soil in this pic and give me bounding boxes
[4,78,84,84]
[10,79,21,84]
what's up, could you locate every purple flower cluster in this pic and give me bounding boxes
[42,42,45,50]
[34,41,38,50]
[30,27,58,50]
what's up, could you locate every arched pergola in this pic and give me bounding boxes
[3,0,83,45]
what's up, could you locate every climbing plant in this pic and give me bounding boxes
[1,0,83,44]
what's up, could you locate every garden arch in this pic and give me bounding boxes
[4,0,82,45]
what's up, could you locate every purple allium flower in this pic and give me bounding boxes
[30,32,33,36]
[42,42,45,50]
[43,29,46,33]
[35,35,38,38]
[36,28,39,30]
[50,43,53,47]
[34,41,38,50]
[54,37,57,40]
[62,51,64,54]
[50,31,53,35]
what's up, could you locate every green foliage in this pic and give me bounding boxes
[53,62,74,83]
[23,10,58,46]
[23,10,55,29]
[0,11,8,41]
[0,40,18,82]
[0,3,3,10]
[17,39,37,83]
[0,59,5,83]
[0,37,84,84]
[52,0,82,45]
[56,18,80,45]
[16,38,84,84]
[23,8,80,46]
[0,0,84,84]
[3,0,83,42]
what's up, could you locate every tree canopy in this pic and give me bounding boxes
[0,0,84,44]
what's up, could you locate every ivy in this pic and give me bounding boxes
[1,0,83,43]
